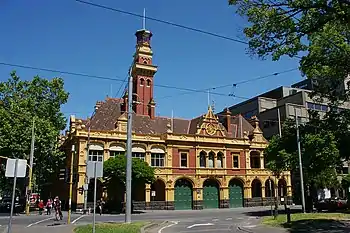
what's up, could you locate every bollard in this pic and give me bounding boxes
[286,207,291,224]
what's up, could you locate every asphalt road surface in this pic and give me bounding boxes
[0,206,295,232]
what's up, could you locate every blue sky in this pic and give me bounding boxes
[0,0,302,122]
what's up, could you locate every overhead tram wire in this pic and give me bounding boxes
[0,62,249,99]
[75,0,248,45]
[158,67,300,99]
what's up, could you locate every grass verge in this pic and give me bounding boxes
[74,222,149,233]
[262,213,350,228]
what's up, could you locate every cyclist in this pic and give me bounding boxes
[53,196,63,220]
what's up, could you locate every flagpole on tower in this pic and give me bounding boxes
[143,8,146,30]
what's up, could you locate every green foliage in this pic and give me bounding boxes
[0,71,69,191]
[228,0,350,103]
[341,174,350,189]
[264,118,340,189]
[103,155,155,194]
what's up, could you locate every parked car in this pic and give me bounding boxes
[0,195,25,213]
[315,197,348,212]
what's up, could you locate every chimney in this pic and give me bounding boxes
[224,107,232,136]
[148,99,156,119]
[121,92,128,113]
[95,101,103,111]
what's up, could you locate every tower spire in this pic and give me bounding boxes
[143,8,146,30]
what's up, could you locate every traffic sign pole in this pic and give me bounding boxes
[7,159,18,233]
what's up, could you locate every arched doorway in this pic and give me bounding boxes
[87,178,103,202]
[106,180,125,213]
[229,179,244,208]
[265,179,275,197]
[174,178,193,210]
[251,179,262,198]
[132,183,146,201]
[203,179,220,209]
[278,179,287,197]
[151,179,166,201]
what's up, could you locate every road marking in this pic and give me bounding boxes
[226,217,232,220]
[72,215,85,224]
[212,218,219,222]
[187,223,214,229]
[26,217,54,227]
[237,217,244,220]
[242,225,257,228]
[158,221,178,233]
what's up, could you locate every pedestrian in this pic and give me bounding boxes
[97,198,105,215]
[46,199,52,215]
[38,200,44,215]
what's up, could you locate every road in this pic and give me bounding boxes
[0,206,292,233]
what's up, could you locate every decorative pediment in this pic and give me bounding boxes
[196,106,226,137]
[250,116,268,143]
[114,112,128,132]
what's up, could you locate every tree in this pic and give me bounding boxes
[264,118,340,190]
[103,155,155,200]
[0,71,69,193]
[228,0,350,103]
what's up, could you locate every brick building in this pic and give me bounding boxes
[61,27,292,211]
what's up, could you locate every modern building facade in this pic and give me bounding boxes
[227,79,350,139]
[60,27,292,211]
[225,78,350,199]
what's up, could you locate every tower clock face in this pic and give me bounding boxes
[206,123,216,135]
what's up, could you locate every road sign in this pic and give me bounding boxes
[87,161,103,178]
[5,159,27,178]
[151,191,156,197]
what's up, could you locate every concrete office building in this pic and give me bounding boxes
[225,78,350,198]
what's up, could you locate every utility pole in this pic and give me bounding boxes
[277,108,282,137]
[83,126,90,214]
[25,118,35,216]
[125,68,133,223]
[295,108,306,213]
[67,144,75,224]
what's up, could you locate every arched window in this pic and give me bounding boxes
[140,78,145,86]
[250,151,261,169]
[146,79,151,87]
[88,144,104,162]
[208,151,215,168]
[109,144,125,157]
[217,152,223,168]
[151,147,165,167]
[200,151,206,168]
[132,146,146,161]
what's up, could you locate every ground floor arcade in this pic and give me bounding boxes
[79,174,292,211]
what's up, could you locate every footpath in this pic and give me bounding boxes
[4,224,74,233]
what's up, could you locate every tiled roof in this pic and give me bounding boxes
[77,98,255,139]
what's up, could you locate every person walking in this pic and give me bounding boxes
[38,200,44,215]
[46,199,52,215]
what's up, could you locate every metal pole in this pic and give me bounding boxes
[26,118,35,216]
[125,68,133,223]
[92,162,97,233]
[68,145,75,224]
[295,108,306,213]
[84,126,90,214]
[269,179,273,216]
[8,159,18,233]
[277,108,282,137]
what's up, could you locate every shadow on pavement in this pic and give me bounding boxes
[284,219,350,233]
[244,208,302,217]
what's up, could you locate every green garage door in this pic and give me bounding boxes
[229,180,243,208]
[174,179,193,210]
[203,180,219,209]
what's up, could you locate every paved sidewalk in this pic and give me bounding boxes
[7,224,74,233]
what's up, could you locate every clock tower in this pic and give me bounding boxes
[123,28,158,118]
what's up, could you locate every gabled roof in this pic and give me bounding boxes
[76,97,256,139]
